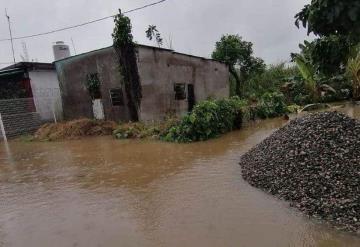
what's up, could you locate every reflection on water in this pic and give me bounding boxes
[0,103,359,247]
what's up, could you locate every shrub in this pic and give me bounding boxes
[162,97,247,142]
[242,63,300,98]
[113,115,180,140]
[254,92,288,119]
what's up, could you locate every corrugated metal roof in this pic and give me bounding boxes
[0,68,26,78]
[0,62,54,71]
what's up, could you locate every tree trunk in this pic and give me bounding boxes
[114,46,141,122]
[229,66,241,97]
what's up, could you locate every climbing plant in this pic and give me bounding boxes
[85,73,101,99]
[112,9,142,121]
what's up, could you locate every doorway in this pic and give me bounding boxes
[187,84,195,112]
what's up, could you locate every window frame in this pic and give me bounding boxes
[109,88,125,106]
[174,83,187,101]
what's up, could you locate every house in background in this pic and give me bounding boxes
[0,62,63,122]
[55,45,229,122]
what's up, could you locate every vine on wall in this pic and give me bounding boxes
[112,9,142,121]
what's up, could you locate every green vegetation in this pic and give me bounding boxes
[294,0,360,77]
[346,53,360,100]
[85,73,101,99]
[213,0,359,108]
[113,96,291,143]
[111,0,360,143]
[212,35,265,97]
[113,117,178,140]
[162,97,246,142]
[146,25,163,47]
[112,9,142,121]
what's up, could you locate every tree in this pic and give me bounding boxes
[293,54,337,103]
[146,25,163,47]
[295,36,350,76]
[295,0,360,39]
[112,10,142,121]
[294,0,360,76]
[212,35,264,96]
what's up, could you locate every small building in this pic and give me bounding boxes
[0,62,63,122]
[55,45,229,122]
[0,62,63,138]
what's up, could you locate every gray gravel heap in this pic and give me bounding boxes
[240,111,360,232]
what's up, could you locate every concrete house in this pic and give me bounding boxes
[55,45,229,122]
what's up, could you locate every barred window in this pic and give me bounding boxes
[174,83,187,100]
[109,88,124,106]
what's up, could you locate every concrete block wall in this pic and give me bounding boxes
[0,98,41,139]
[0,98,36,115]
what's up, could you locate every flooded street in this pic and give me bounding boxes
[1,104,360,247]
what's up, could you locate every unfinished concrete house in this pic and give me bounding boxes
[55,45,229,122]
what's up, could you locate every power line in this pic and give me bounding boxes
[0,0,167,42]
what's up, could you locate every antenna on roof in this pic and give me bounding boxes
[5,9,16,64]
[71,37,77,55]
[21,41,29,62]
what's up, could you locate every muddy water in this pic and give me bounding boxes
[1,104,360,247]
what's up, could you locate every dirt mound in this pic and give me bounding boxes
[34,119,117,141]
[240,112,360,232]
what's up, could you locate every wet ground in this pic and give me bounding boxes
[0,103,360,247]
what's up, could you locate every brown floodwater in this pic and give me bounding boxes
[1,103,360,247]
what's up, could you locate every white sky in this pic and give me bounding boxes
[0,0,311,68]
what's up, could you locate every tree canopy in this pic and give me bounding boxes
[295,0,360,39]
[212,34,265,96]
[294,0,360,76]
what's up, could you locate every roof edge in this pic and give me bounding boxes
[54,44,226,65]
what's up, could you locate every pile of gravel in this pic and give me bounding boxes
[240,111,360,232]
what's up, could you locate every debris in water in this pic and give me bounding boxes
[240,111,360,233]
[34,119,117,141]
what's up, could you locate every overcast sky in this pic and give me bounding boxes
[0,0,311,68]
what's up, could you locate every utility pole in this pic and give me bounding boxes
[5,9,16,64]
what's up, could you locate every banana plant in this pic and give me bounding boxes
[293,54,319,102]
[346,53,360,100]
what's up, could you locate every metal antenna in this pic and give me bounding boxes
[21,41,29,62]
[71,37,77,55]
[5,9,16,64]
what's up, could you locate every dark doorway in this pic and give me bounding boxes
[187,84,195,112]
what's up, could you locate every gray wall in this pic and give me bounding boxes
[137,47,229,121]
[55,46,229,122]
[56,47,130,121]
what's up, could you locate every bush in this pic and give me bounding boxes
[163,97,247,142]
[242,63,300,98]
[113,115,179,140]
[254,92,288,119]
